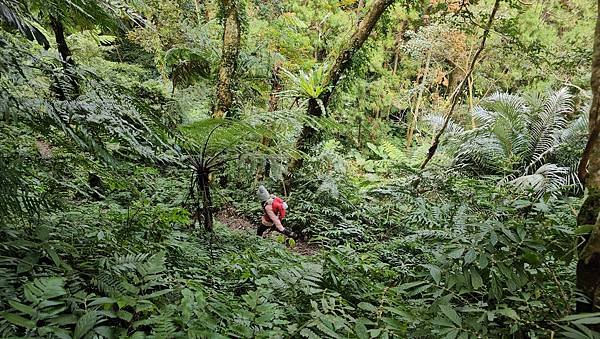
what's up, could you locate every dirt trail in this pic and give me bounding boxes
[215,206,319,256]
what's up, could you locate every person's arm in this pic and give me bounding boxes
[265,205,284,231]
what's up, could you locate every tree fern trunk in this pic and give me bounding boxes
[198,170,213,231]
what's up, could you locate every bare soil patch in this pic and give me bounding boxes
[215,206,319,256]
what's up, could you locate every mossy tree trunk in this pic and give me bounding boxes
[576,0,600,314]
[213,0,241,118]
[288,0,396,188]
[319,0,396,111]
[302,0,396,123]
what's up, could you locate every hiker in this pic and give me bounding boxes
[257,185,297,239]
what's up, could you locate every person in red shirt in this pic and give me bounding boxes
[257,185,296,239]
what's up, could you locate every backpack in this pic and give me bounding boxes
[271,196,287,220]
[263,196,287,221]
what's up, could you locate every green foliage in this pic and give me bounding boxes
[0,0,594,338]
[432,87,589,198]
[281,63,331,114]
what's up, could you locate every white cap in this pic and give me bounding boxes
[257,185,270,202]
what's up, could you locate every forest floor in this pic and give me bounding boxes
[215,206,319,256]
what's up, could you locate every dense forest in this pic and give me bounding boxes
[1,0,600,337]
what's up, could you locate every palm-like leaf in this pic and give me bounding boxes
[424,113,465,136]
[525,88,572,166]
[436,87,588,198]
[0,0,50,48]
[508,164,569,199]
[164,47,213,90]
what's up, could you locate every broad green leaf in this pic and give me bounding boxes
[562,312,600,324]
[448,248,465,259]
[89,297,116,306]
[464,249,477,265]
[117,310,133,322]
[74,311,99,339]
[381,317,405,330]
[47,247,62,267]
[439,305,461,326]
[355,321,369,339]
[8,300,36,317]
[369,328,381,338]
[444,328,459,339]
[470,269,483,289]
[94,326,113,337]
[358,302,377,312]
[561,312,600,321]
[496,308,519,320]
[478,254,489,269]
[397,281,427,291]
[1,312,35,329]
[501,227,517,242]
[427,265,442,284]
[490,231,498,246]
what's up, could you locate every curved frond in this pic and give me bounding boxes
[164,47,213,89]
[424,113,465,135]
[454,137,507,174]
[507,163,569,199]
[526,87,572,167]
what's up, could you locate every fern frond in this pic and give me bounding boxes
[507,163,569,198]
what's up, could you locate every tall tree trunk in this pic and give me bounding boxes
[419,0,500,170]
[576,0,600,315]
[299,0,395,146]
[286,0,396,191]
[320,0,395,110]
[49,15,79,100]
[198,169,213,231]
[213,0,241,118]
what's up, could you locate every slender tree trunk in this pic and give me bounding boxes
[406,48,431,149]
[468,75,476,128]
[576,0,600,315]
[256,64,282,182]
[419,0,500,170]
[213,0,241,118]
